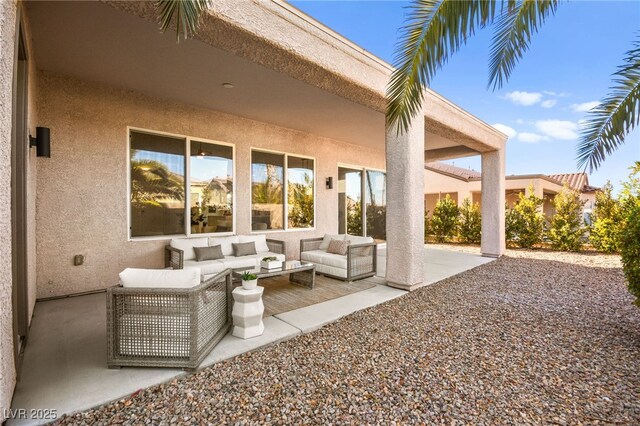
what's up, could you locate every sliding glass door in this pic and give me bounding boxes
[338,166,386,240]
[338,167,362,235]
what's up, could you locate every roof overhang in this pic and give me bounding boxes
[26,0,506,156]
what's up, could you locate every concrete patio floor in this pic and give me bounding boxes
[9,246,493,425]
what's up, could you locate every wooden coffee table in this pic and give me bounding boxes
[232,260,315,289]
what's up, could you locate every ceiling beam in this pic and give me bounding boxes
[425,146,480,161]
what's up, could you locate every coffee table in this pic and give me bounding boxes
[232,260,315,290]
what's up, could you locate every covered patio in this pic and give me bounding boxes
[2,0,506,421]
[9,247,493,425]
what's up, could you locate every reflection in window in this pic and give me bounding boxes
[251,151,284,230]
[130,131,185,237]
[287,156,314,228]
[365,170,386,240]
[190,141,233,234]
[338,167,362,236]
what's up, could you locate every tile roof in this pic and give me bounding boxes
[426,162,600,193]
[547,173,597,192]
[425,162,481,181]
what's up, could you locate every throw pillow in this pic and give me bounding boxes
[327,239,350,256]
[194,245,224,262]
[232,241,257,257]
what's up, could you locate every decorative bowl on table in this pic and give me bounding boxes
[260,256,283,270]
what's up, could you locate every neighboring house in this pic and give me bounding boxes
[425,162,600,218]
[0,0,507,414]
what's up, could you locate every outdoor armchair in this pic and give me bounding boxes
[300,234,377,281]
[107,269,232,370]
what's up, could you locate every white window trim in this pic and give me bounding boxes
[127,126,236,241]
[250,147,316,234]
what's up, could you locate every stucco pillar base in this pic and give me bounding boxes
[387,279,430,292]
[385,117,425,289]
[481,149,506,257]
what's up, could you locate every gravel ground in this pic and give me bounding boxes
[58,251,639,425]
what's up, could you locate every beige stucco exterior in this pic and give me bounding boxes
[35,71,386,298]
[1,0,17,417]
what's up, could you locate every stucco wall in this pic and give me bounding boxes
[23,6,38,324]
[0,0,17,418]
[36,71,385,298]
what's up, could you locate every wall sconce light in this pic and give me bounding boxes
[325,177,333,189]
[29,126,51,157]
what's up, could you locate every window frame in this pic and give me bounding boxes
[127,126,236,241]
[250,147,316,233]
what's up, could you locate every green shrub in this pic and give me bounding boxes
[548,184,586,251]
[458,197,481,244]
[620,162,640,306]
[508,186,545,248]
[431,195,459,243]
[589,181,622,253]
[424,209,431,241]
[621,200,640,306]
[505,203,519,246]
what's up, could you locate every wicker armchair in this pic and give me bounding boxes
[107,270,232,370]
[300,237,377,281]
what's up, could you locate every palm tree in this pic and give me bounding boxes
[386,0,639,172]
[131,159,184,206]
[155,0,212,41]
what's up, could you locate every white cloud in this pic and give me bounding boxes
[504,91,543,106]
[541,99,557,108]
[492,123,517,138]
[535,120,579,140]
[571,101,599,112]
[515,118,525,124]
[543,90,557,96]
[517,132,546,143]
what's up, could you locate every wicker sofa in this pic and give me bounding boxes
[165,235,285,279]
[300,234,377,281]
[107,268,232,370]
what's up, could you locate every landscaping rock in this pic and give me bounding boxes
[56,251,638,425]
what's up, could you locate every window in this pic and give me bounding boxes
[251,150,314,231]
[287,156,314,229]
[190,141,234,234]
[129,129,234,238]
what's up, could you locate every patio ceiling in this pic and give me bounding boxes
[25,0,504,156]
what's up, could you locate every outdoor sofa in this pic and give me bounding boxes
[107,268,232,370]
[300,234,377,281]
[165,235,286,279]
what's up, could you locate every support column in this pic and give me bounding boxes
[385,117,425,290]
[481,149,506,257]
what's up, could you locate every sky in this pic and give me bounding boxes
[289,0,640,193]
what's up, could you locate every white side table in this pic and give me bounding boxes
[232,286,265,339]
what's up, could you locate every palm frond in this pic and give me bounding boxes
[577,37,640,173]
[156,0,212,41]
[386,0,497,134]
[488,0,558,90]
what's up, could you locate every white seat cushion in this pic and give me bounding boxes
[208,236,239,256]
[301,249,347,269]
[346,235,374,245]
[220,256,257,270]
[238,235,270,253]
[119,267,201,289]
[319,234,346,250]
[183,259,226,276]
[170,238,209,261]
